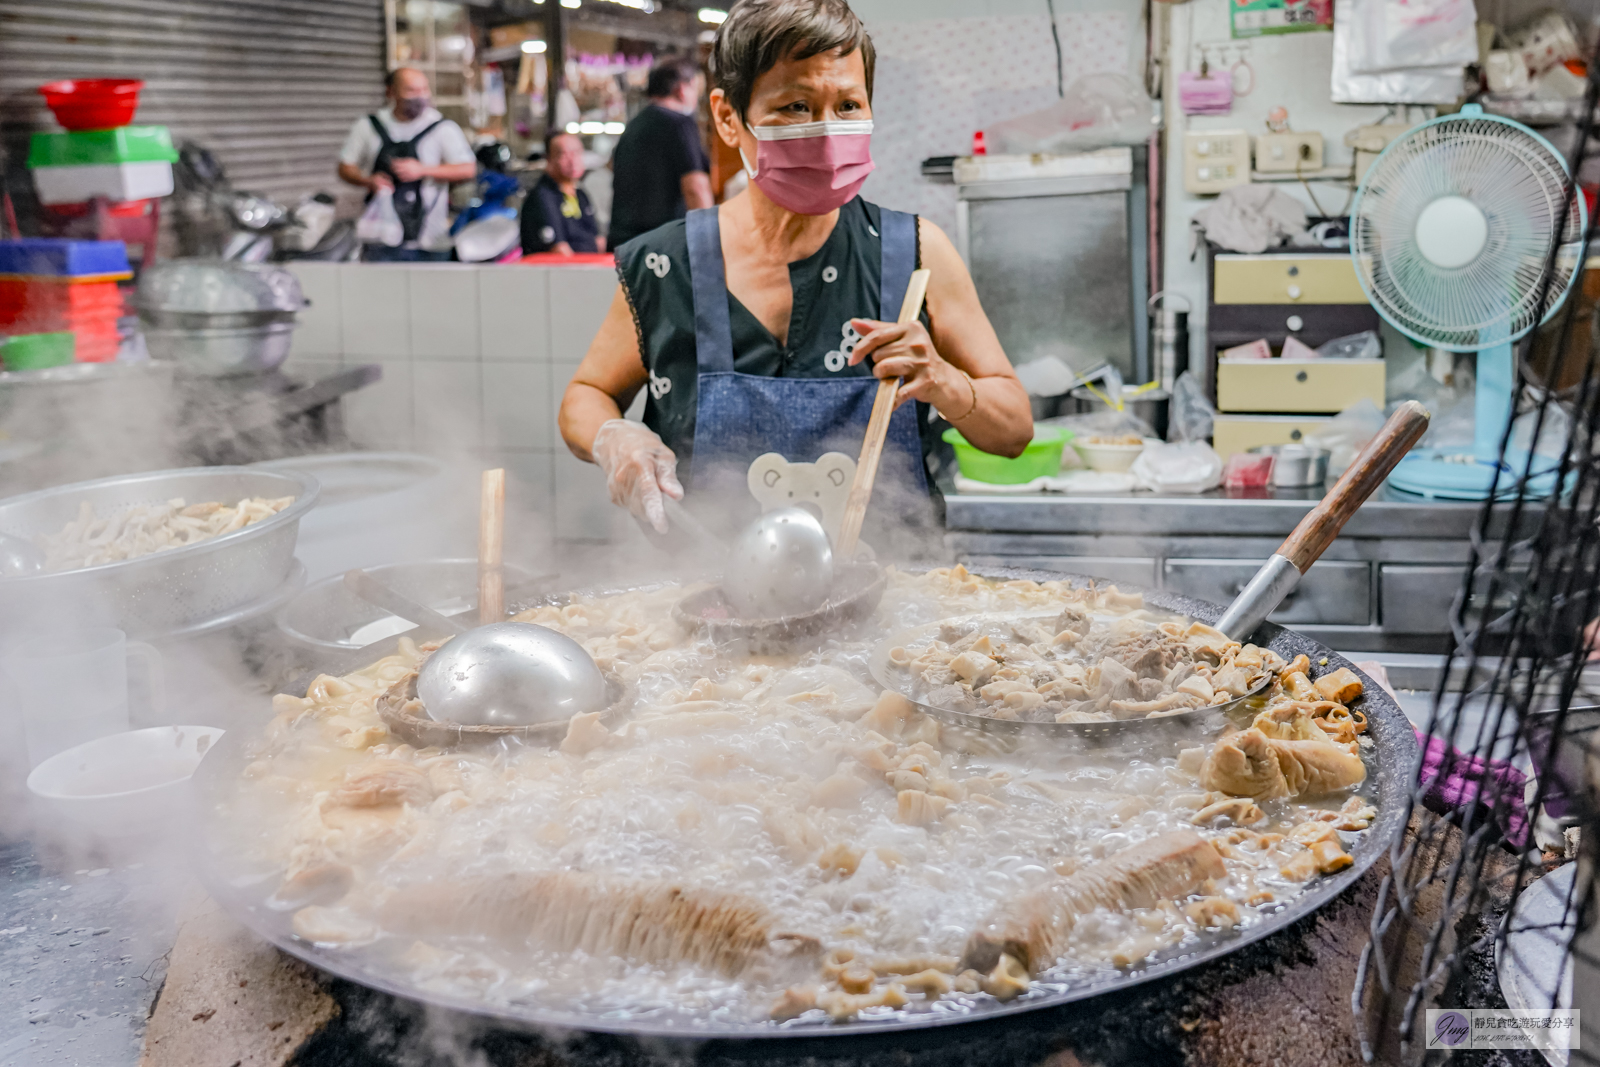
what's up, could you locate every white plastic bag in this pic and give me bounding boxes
[1347,0,1477,73]
[1331,0,1467,105]
[1131,442,1223,494]
[356,188,405,247]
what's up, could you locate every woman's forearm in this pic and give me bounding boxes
[936,369,1032,458]
[559,381,624,462]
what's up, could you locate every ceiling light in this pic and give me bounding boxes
[520,39,547,53]
[579,121,606,134]
[566,122,582,134]
[698,7,727,23]
[560,0,581,8]
[603,121,626,134]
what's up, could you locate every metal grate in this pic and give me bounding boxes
[0,0,385,205]
[1354,46,1600,1065]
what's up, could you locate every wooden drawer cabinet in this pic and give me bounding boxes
[1213,254,1369,304]
[1211,414,1332,459]
[1216,358,1385,413]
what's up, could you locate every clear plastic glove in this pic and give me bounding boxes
[591,419,683,533]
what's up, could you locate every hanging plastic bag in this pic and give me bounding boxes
[1347,0,1477,73]
[1330,0,1467,105]
[1168,370,1215,444]
[357,188,405,248]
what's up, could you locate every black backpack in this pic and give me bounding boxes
[369,114,447,243]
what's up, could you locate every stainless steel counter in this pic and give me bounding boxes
[944,486,1543,652]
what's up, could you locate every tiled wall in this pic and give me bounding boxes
[284,262,648,550]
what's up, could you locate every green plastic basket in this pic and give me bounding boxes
[1,331,75,371]
[943,426,1070,484]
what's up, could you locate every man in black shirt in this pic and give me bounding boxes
[607,57,715,249]
[521,131,604,255]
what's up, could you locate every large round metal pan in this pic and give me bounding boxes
[189,567,1417,1040]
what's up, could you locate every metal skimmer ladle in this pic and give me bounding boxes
[343,568,607,728]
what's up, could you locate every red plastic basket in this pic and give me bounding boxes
[37,79,143,131]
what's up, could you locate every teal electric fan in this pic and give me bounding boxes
[1349,103,1587,499]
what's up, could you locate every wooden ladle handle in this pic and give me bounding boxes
[835,268,932,558]
[1277,399,1430,573]
[479,468,506,625]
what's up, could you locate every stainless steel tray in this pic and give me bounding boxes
[190,567,1416,1039]
[0,465,318,638]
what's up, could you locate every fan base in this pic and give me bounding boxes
[1386,449,1562,500]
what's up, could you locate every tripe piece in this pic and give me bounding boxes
[960,831,1226,975]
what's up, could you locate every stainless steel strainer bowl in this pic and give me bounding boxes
[0,466,318,638]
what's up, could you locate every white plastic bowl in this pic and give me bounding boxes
[26,725,224,840]
[1071,438,1150,473]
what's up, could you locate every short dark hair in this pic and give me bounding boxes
[647,57,702,100]
[544,129,581,157]
[709,0,874,121]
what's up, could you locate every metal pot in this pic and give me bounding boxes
[134,258,304,376]
[1069,385,1170,439]
[1254,443,1331,487]
[141,321,294,376]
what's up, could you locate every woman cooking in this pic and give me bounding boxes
[558,0,1031,548]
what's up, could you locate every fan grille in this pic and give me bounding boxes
[1351,115,1585,351]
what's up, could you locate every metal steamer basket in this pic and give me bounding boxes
[0,466,317,638]
[191,567,1416,1040]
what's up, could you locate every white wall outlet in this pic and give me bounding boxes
[1254,131,1324,173]
[1184,130,1250,195]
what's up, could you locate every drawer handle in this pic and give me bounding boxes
[1287,284,1302,299]
[1286,315,1304,331]
[1290,428,1303,440]
[1296,370,1308,382]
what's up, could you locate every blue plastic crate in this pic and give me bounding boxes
[0,239,130,278]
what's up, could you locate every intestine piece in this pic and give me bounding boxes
[960,831,1226,975]
[377,871,820,978]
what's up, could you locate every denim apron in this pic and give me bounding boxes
[682,205,929,535]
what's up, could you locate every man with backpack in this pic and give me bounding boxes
[338,68,476,261]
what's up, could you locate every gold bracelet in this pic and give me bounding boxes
[949,370,979,421]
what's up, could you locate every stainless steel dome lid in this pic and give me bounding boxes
[133,258,305,326]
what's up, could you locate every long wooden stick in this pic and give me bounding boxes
[478,468,506,625]
[835,268,932,559]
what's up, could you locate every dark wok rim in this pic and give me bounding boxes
[671,560,888,646]
[189,565,1417,1040]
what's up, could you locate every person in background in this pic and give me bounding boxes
[337,67,477,261]
[521,131,604,256]
[606,57,715,249]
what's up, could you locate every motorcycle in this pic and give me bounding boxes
[172,143,360,263]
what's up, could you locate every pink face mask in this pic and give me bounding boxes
[740,120,875,216]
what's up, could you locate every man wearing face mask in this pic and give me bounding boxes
[558,0,1031,548]
[338,67,477,262]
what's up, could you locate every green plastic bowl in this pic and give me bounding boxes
[943,426,1070,484]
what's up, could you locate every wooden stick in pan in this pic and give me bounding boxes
[479,467,506,626]
[836,268,933,559]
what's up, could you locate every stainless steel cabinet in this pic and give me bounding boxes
[1165,559,1371,625]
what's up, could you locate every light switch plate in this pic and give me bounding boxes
[1254,131,1324,173]
[1184,129,1250,194]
